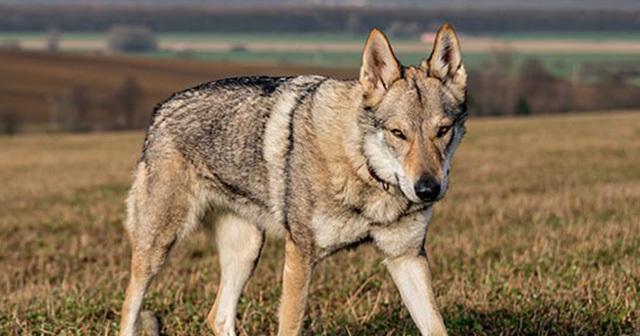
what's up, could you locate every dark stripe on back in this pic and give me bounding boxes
[141,76,291,162]
[282,79,328,232]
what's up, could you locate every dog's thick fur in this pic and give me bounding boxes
[120,24,467,336]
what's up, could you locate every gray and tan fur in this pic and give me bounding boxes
[119,24,467,336]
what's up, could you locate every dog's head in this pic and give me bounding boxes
[359,24,467,203]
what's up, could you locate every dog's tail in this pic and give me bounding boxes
[139,310,161,336]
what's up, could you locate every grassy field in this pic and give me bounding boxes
[1,111,639,335]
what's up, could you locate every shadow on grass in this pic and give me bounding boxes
[336,304,635,336]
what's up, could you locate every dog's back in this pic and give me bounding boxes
[133,75,331,237]
[142,77,286,202]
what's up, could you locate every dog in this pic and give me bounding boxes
[119,23,467,336]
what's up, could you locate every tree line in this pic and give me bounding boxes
[469,52,640,116]
[1,4,640,34]
[2,53,640,135]
[1,76,144,135]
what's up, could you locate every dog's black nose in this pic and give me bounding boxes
[414,177,440,202]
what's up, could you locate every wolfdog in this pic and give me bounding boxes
[119,23,467,336]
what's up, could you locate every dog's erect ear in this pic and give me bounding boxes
[422,23,466,92]
[359,28,402,106]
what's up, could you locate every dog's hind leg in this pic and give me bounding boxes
[119,160,201,336]
[208,213,265,336]
[120,240,171,336]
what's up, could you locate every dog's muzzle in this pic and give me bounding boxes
[414,177,440,202]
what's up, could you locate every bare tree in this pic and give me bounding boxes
[107,25,157,53]
[46,28,60,53]
[514,97,532,116]
[0,110,20,135]
[516,58,572,114]
[112,76,143,130]
[68,86,92,132]
[46,93,63,132]
[469,49,516,116]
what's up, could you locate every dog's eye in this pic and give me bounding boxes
[436,125,451,138]
[390,129,406,140]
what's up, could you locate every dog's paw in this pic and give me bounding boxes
[139,310,160,336]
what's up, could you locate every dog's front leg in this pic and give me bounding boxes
[277,235,313,336]
[385,254,447,336]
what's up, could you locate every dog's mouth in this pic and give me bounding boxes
[364,158,428,203]
[395,174,419,203]
[364,158,447,204]
[366,160,390,191]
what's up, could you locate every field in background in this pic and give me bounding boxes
[2,31,640,74]
[1,111,638,335]
[3,31,640,134]
[0,50,354,131]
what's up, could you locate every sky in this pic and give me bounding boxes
[1,0,639,10]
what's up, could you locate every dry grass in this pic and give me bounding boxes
[1,111,639,335]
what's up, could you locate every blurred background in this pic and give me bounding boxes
[2,0,640,133]
[1,1,638,335]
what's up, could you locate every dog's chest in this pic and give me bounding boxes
[310,192,412,255]
[309,162,419,255]
[310,208,372,255]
